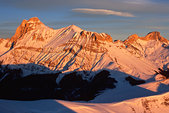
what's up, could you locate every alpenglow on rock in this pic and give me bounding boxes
[0,17,169,80]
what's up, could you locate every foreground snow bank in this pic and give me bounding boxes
[1,92,169,113]
[58,92,169,113]
[0,99,75,113]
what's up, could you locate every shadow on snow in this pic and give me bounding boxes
[0,63,168,103]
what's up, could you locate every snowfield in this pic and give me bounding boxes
[0,91,169,113]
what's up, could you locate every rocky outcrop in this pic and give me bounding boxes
[123,31,169,58]
[5,17,44,47]
[80,30,112,43]
[124,34,140,46]
[144,31,168,43]
[124,32,169,46]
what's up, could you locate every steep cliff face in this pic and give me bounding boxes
[5,17,45,48]
[12,17,44,42]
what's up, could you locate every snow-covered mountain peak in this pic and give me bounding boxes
[124,34,140,46]
[124,31,168,46]
[144,31,168,43]
[5,17,47,48]
[128,34,139,39]
[24,17,45,29]
[27,17,41,23]
[122,31,169,69]
[25,17,45,30]
[68,24,82,32]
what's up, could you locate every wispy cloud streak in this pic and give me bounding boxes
[124,0,151,4]
[147,26,169,30]
[72,8,135,17]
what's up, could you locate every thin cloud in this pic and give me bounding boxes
[124,0,151,4]
[72,8,135,17]
[147,26,169,30]
[1,0,169,14]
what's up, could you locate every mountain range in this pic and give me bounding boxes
[0,17,169,78]
[0,17,169,113]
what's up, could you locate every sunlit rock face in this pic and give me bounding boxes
[144,31,168,43]
[124,31,168,45]
[5,17,44,47]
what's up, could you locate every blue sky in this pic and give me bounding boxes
[0,0,169,40]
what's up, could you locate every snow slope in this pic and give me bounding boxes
[58,91,169,113]
[124,32,169,69]
[0,91,169,113]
